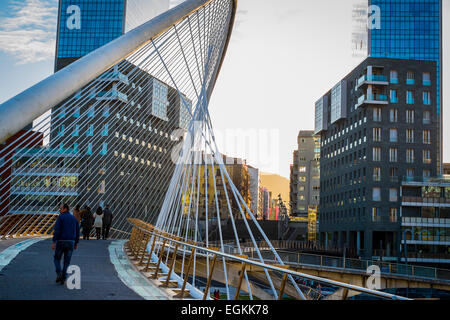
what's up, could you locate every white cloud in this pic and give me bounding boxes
[0,0,57,64]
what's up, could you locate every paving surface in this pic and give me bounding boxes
[0,238,146,300]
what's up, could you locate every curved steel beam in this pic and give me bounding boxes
[0,0,237,144]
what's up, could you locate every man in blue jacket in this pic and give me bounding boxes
[52,203,80,284]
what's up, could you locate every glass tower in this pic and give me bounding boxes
[368,0,443,172]
[55,0,170,72]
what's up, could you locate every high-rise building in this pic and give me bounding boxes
[37,0,190,236]
[55,0,170,72]
[290,131,321,218]
[367,0,443,173]
[315,57,438,259]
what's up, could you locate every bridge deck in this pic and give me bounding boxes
[0,238,168,300]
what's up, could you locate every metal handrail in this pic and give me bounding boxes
[130,221,410,300]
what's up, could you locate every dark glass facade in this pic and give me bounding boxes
[55,0,126,71]
[368,0,442,171]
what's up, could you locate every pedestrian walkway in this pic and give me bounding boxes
[0,238,169,300]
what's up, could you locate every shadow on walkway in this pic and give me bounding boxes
[0,238,143,300]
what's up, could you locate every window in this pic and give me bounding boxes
[389,188,398,202]
[72,125,79,137]
[407,71,415,85]
[86,125,93,137]
[373,147,381,162]
[423,91,431,105]
[423,130,431,144]
[299,177,307,182]
[373,128,381,142]
[88,106,95,118]
[73,107,80,118]
[406,129,414,143]
[390,208,398,222]
[100,143,108,156]
[389,109,398,123]
[373,167,381,181]
[423,72,431,85]
[423,150,432,164]
[389,148,398,163]
[299,194,305,201]
[58,125,65,137]
[406,91,414,104]
[389,129,398,142]
[373,107,382,122]
[423,170,431,178]
[298,166,306,173]
[59,107,66,118]
[87,143,93,156]
[372,207,381,222]
[101,124,109,137]
[390,168,398,181]
[103,105,110,117]
[406,168,415,178]
[406,149,415,163]
[390,70,398,83]
[423,111,431,124]
[390,89,398,103]
[372,188,381,202]
[406,110,415,124]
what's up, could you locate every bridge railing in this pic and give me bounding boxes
[126,218,410,300]
[246,250,450,283]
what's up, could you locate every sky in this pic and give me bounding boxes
[0,0,449,179]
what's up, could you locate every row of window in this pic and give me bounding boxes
[372,128,432,144]
[373,107,432,124]
[389,89,431,104]
[389,70,432,86]
[372,147,432,164]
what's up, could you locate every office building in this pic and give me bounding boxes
[367,0,443,173]
[315,57,438,259]
[290,131,321,218]
[55,0,169,71]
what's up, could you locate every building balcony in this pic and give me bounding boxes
[12,167,79,176]
[356,74,388,89]
[423,80,432,86]
[355,93,388,109]
[96,90,128,103]
[97,71,130,85]
[9,206,59,214]
[402,196,450,207]
[402,217,450,227]
[407,79,415,85]
[10,186,78,195]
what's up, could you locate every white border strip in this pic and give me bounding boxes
[0,238,45,272]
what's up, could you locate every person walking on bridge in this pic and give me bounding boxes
[93,207,103,240]
[52,203,80,285]
[102,205,113,240]
[81,206,93,240]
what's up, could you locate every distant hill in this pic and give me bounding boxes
[260,172,290,208]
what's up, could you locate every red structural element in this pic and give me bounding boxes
[0,130,44,216]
